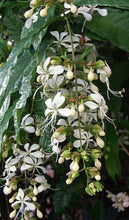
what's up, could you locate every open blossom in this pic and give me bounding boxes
[18,143,42,159]
[12,188,35,211]
[21,157,46,173]
[21,114,35,133]
[85,92,108,119]
[77,5,107,21]
[73,129,94,148]
[48,74,64,89]
[36,57,64,85]
[45,92,71,117]
[35,175,51,192]
[106,190,129,212]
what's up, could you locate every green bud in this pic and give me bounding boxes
[61,150,71,159]
[95,60,105,68]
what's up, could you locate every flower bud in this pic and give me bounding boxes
[66,178,73,185]
[2,150,8,158]
[95,174,101,181]
[99,130,105,136]
[9,210,16,219]
[58,157,64,164]
[24,8,34,18]
[96,137,104,148]
[70,107,76,116]
[123,201,129,208]
[66,70,74,80]
[78,104,85,112]
[61,150,71,159]
[94,159,101,169]
[87,71,94,81]
[70,161,79,172]
[71,4,78,13]
[35,127,41,136]
[37,75,42,83]
[33,185,39,195]
[9,197,15,203]
[30,0,38,7]
[3,186,12,195]
[40,8,47,17]
[37,209,43,219]
[71,171,79,179]
[32,196,37,201]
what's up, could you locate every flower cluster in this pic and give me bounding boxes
[106,190,129,212]
[2,115,50,219]
[34,23,123,195]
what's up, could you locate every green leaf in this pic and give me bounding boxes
[2,0,29,9]
[0,35,9,61]
[105,122,121,181]
[53,177,76,214]
[74,0,129,9]
[3,9,23,40]
[80,46,93,61]
[86,9,129,52]
[0,51,36,147]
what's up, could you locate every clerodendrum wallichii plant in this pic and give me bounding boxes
[0,0,127,219]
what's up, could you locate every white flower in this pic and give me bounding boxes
[77,5,107,21]
[21,157,46,173]
[3,157,19,175]
[77,6,92,21]
[18,143,42,159]
[85,92,108,119]
[73,78,90,95]
[25,12,38,29]
[35,175,50,192]
[48,74,64,89]
[50,31,80,51]
[21,114,35,133]
[12,188,35,211]
[97,61,111,83]
[61,2,77,16]
[36,57,64,85]
[45,92,71,117]
[73,129,94,148]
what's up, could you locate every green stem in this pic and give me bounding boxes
[66,17,89,182]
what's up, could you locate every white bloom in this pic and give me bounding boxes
[3,157,19,175]
[77,6,92,21]
[48,74,64,89]
[36,57,64,85]
[21,157,46,173]
[61,2,77,16]
[21,114,35,133]
[25,12,38,29]
[12,188,35,211]
[97,62,112,83]
[73,78,90,95]
[85,92,108,119]
[18,143,42,159]
[45,92,71,117]
[35,175,50,192]
[73,129,94,148]
[50,31,80,51]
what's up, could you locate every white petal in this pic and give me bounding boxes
[73,139,86,148]
[100,74,106,83]
[56,134,66,142]
[21,114,30,125]
[58,108,71,117]
[16,188,24,200]
[30,144,40,151]
[25,202,35,211]
[45,109,54,116]
[97,8,108,16]
[24,117,34,125]
[45,98,53,108]
[24,143,29,151]
[25,18,32,29]
[36,65,44,74]
[24,156,34,164]
[21,164,32,171]
[57,119,67,126]
[44,57,51,70]
[24,126,35,133]
[49,65,64,75]
[64,2,71,9]
[31,151,42,158]
[50,31,59,41]
[60,32,68,40]
[85,101,98,109]
[10,166,16,172]
[53,93,65,108]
